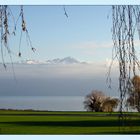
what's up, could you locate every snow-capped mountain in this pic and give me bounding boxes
[22,57,87,65]
[46,57,80,64]
[26,60,40,64]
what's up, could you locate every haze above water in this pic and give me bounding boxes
[0,62,119,97]
[0,61,119,111]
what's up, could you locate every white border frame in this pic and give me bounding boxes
[0,0,140,5]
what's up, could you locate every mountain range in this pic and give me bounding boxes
[22,57,87,65]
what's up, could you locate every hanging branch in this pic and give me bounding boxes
[110,6,140,117]
[18,6,36,57]
[0,5,10,68]
[63,6,68,18]
[0,5,35,68]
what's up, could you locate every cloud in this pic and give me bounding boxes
[67,40,113,58]
[71,40,113,50]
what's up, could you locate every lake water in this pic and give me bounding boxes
[0,96,85,111]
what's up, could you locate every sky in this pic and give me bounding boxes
[2,6,140,102]
[0,6,120,109]
[3,6,113,62]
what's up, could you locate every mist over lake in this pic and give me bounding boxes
[0,63,119,97]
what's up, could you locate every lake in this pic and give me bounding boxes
[0,96,85,111]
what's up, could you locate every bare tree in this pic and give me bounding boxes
[84,90,119,112]
[102,97,119,112]
[84,90,106,112]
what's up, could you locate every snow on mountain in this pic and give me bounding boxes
[23,57,87,65]
[46,57,80,64]
[26,60,40,64]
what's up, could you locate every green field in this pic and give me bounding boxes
[0,110,140,134]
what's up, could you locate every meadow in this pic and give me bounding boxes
[0,110,140,134]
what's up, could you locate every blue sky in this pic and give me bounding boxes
[0,6,119,99]
[0,6,119,100]
[5,6,113,62]
[1,5,140,105]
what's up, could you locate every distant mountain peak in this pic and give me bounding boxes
[46,57,86,65]
[21,57,87,65]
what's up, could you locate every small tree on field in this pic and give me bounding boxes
[84,90,119,112]
[84,90,106,112]
[102,97,119,112]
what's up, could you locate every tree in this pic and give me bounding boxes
[127,75,140,112]
[102,97,119,112]
[84,90,106,112]
[84,90,119,112]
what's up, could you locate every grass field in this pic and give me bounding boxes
[0,110,140,134]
